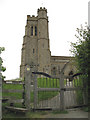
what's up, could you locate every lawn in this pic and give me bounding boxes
[2,77,85,108]
[2,77,60,108]
[37,77,60,88]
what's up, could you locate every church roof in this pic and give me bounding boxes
[51,56,74,60]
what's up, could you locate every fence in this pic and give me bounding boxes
[2,79,25,108]
[2,64,88,111]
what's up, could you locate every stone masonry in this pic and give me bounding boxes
[20,7,76,78]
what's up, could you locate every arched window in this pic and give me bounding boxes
[31,26,33,36]
[35,26,37,36]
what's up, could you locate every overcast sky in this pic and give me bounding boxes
[0,0,89,80]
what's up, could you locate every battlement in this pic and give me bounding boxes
[27,7,47,21]
[38,7,47,13]
[27,15,37,21]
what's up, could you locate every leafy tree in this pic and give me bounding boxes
[71,23,89,74]
[0,47,6,80]
[71,23,90,105]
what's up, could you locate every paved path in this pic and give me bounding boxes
[41,108,88,118]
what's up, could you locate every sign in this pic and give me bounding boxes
[25,65,30,72]
[27,67,30,71]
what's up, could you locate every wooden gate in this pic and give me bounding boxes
[24,63,87,111]
[64,74,88,109]
[31,74,87,110]
[32,72,62,110]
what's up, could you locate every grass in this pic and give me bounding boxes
[2,83,23,90]
[37,78,60,88]
[2,108,69,119]
[26,111,49,118]
[2,102,23,108]
[2,107,26,118]
[2,83,24,108]
[76,90,83,104]
[38,91,59,101]
[72,78,85,105]
[3,108,48,118]
[72,78,83,87]
[2,78,60,108]
[30,91,59,102]
[52,110,68,114]
[3,92,22,99]
[82,107,89,112]
[2,77,87,108]
[2,77,88,119]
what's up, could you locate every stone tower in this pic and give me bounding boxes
[20,7,51,78]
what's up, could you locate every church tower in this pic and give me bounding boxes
[20,7,51,78]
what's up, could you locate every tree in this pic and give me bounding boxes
[71,23,89,76]
[71,23,90,105]
[0,47,6,80]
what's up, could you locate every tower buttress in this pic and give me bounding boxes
[37,7,51,74]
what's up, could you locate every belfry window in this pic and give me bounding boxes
[31,26,33,36]
[33,49,35,53]
[35,26,37,36]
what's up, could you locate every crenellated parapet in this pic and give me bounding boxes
[37,7,47,13]
[37,7,48,19]
[27,7,48,22]
[27,15,38,21]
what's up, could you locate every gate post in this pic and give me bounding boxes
[25,65,31,110]
[60,72,65,111]
[34,74,38,109]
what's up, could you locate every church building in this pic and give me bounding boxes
[20,7,75,78]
